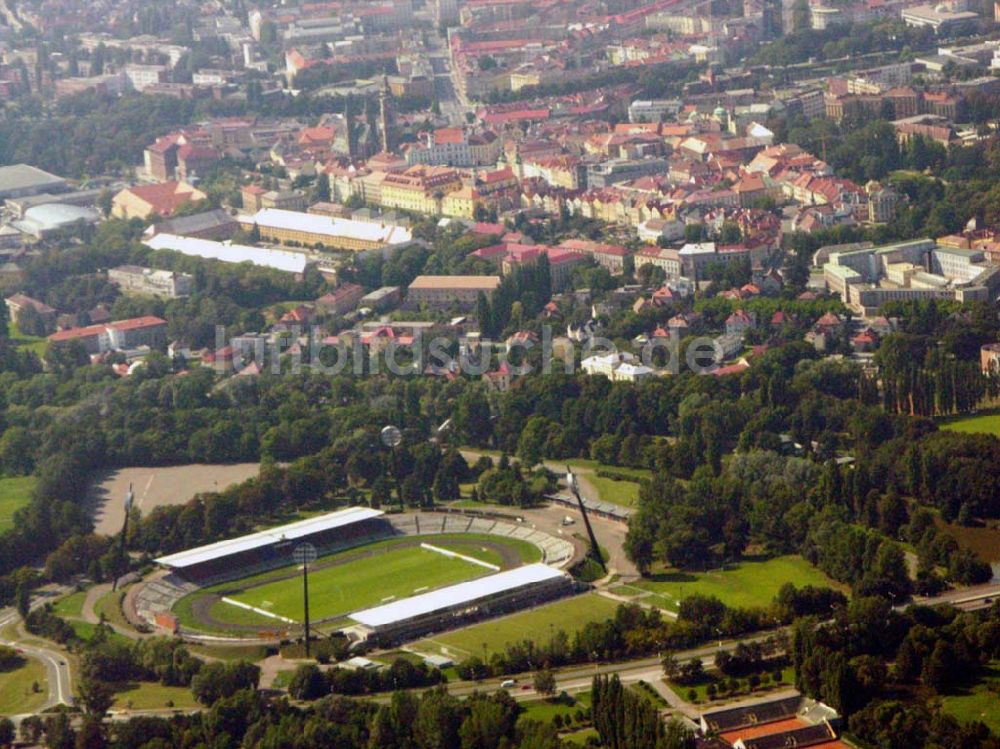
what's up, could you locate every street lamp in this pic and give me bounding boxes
[293,543,317,658]
[381,425,404,511]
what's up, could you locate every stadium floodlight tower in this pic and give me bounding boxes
[566,467,606,574]
[112,484,134,592]
[381,424,405,511]
[293,542,318,658]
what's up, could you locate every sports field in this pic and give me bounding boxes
[173,533,543,633]
[230,545,487,623]
[615,555,844,613]
[413,592,622,658]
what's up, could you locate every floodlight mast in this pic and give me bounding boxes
[381,425,405,511]
[294,543,318,657]
[566,467,606,573]
[112,484,134,592]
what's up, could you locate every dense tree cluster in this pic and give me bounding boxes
[792,598,1000,748]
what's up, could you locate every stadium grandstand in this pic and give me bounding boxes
[348,563,575,644]
[154,507,390,582]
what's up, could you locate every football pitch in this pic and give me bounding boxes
[228,545,488,623]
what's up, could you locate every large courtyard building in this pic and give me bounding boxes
[238,208,414,253]
[348,563,575,644]
[824,239,1000,315]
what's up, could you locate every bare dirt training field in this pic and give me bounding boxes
[91,464,260,535]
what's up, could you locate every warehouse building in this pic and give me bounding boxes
[154,506,390,582]
[144,233,312,276]
[0,164,68,201]
[349,563,575,644]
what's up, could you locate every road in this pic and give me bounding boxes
[0,591,75,718]
[430,52,465,125]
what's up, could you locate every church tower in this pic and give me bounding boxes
[379,75,393,154]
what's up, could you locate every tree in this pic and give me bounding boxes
[533,668,557,697]
[78,677,114,718]
[0,718,14,749]
[44,713,75,749]
[288,663,328,700]
[191,661,260,706]
[15,582,29,621]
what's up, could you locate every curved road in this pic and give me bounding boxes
[0,604,74,718]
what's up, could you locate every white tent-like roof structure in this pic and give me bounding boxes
[154,507,384,570]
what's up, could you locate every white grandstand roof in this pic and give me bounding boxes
[241,208,413,246]
[143,233,310,274]
[350,563,566,629]
[154,506,384,569]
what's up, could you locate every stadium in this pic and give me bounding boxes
[131,506,579,646]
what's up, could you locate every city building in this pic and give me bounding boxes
[407,275,501,309]
[238,208,414,253]
[48,316,168,354]
[112,182,208,220]
[902,4,978,32]
[824,239,1000,315]
[405,128,503,168]
[315,283,366,316]
[378,166,464,215]
[108,265,194,298]
[5,293,56,330]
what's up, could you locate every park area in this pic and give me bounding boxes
[0,476,34,533]
[174,534,542,632]
[941,661,1000,735]
[412,592,622,659]
[940,410,1000,437]
[611,555,844,613]
[0,654,48,715]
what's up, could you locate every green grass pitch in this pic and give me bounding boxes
[229,545,488,623]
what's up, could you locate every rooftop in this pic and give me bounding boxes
[350,564,566,628]
[155,507,385,569]
[145,234,310,274]
[241,208,413,246]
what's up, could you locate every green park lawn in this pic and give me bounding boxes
[0,656,48,715]
[0,476,35,533]
[621,555,844,613]
[7,320,48,357]
[113,682,198,711]
[413,593,623,659]
[939,410,1000,437]
[231,545,487,622]
[669,665,795,704]
[518,691,592,725]
[587,475,641,507]
[941,661,1000,735]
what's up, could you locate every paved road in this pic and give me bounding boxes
[0,596,75,717]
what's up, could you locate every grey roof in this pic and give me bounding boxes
[151,208,238,236]
[0,164,67,195]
